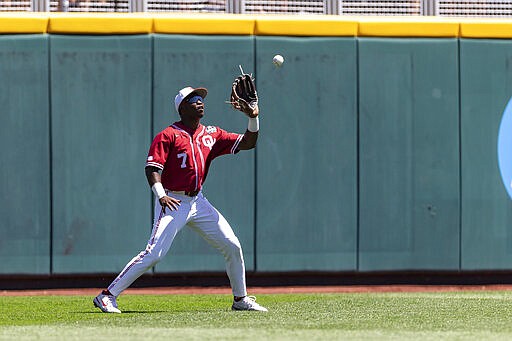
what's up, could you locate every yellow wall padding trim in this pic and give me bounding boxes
[459,19,512,38]
[255,15,358,36]
[0,13,49,33]
[358,16,460,37]
[48,13,153,34]
[4,14,512,39]
[153,13,255,35]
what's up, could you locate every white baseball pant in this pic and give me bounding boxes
[107,191,247,297]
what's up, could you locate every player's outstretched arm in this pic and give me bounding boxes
[229,70,259,151]
[238,130,258,150]
[237,104,259,150]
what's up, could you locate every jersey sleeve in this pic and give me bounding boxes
[212,127,244,157]
[146,130,173,170]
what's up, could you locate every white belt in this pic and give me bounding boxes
[167,190,200,197]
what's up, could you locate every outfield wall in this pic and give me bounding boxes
[1,14,512,276]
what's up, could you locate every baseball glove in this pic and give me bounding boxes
[230,73,259,118]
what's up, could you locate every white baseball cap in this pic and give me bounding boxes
[174,86,208,113]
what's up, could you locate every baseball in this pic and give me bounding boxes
[272,54,284,67]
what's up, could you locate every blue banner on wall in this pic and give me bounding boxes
[498,97,512,200]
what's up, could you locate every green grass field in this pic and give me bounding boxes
[1,291,512,340]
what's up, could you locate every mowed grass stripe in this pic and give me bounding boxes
[1,292,512,340]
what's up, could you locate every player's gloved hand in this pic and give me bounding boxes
[159,196,181,212]
[230,73,259,118]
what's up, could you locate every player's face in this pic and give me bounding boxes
[180,94,205,119]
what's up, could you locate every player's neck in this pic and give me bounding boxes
[179,118,200,131]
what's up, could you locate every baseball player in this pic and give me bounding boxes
[93,73,267,313]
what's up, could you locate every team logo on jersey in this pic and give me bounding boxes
[206,126,217,134]
[202,135,216,150]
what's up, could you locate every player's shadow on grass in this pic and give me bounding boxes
[80,310,168,314]
[119,310,168,314]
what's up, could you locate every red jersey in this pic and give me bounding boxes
[145,121,243,192]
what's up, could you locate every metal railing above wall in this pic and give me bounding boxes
[436,0,512,16]
[241,0,327,14]
[146,0,226,13]
[2,0,512,17]
[0,0,31,11]
[50,0,130,12]
[340,0,423,16]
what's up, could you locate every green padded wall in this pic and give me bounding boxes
[152,35,256,273]
[5,33,512,276]
[0,35,50,274]
[460,39,512,269]
[358,38,460,271]
[50,36,152,273]
[255,37,358,271]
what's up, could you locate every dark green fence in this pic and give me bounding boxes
[358,38,460,271]
[0,35,50,274]
[1,34,511,275]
